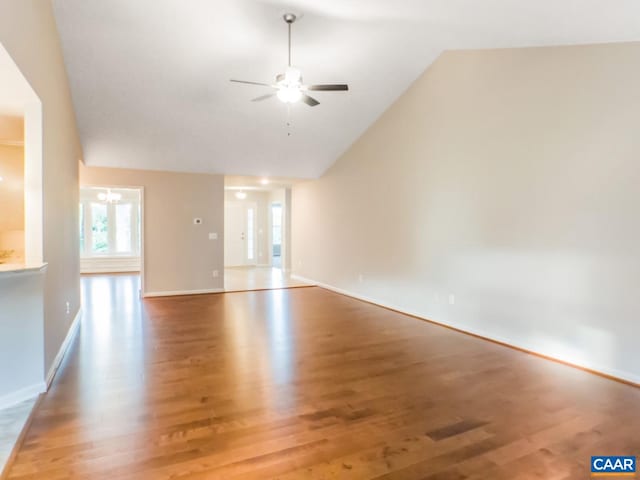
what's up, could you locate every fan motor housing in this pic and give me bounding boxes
[283,13,297,24]
[276,72,303,85]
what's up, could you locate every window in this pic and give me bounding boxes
[115,203,132,253]
[79,203,84,253]
[272,204,282,247]
[80,187,140,258]
[91,203,108,253]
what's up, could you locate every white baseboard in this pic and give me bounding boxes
[45,308,82,389]
[80,256,141,274]
[81,267,140,274]
[290,274,639,386]
[143,288,224,298]
[0,382,45,410]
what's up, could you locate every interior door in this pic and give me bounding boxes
[224,201,256,266]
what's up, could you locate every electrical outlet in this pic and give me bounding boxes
[208,232,217,240]
[66,301,70,314]
[358,274,364,283]
[449,294,455,305]
[212,270,219,278]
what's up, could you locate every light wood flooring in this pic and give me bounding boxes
[4,274,639,479]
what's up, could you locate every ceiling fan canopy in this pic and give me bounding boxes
[230,13,349,107]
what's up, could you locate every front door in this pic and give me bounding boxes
[224,201,256,266]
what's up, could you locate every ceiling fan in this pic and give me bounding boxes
[230,13,349,107]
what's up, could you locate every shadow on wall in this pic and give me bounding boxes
[291,43,640,385]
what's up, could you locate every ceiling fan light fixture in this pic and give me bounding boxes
[277,86,302,104]
[229,12,348,108]
[283,66,301,84]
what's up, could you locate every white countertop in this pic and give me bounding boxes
[0,263,48,275]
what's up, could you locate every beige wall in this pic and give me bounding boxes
[0,144,24,260]
[80,164,224,295]
[0,115,22,144]
[0,1,83,372]
[0,144,23,231]
[293,42,640,383]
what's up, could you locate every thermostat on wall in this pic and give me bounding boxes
[193,218,203,225]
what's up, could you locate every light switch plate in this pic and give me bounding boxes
[209,232,218,240]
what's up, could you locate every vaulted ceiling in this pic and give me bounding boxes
[53,0,640,178]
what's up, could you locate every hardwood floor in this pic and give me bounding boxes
[5,274,639,479]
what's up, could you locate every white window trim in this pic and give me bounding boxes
[80,188,141,259]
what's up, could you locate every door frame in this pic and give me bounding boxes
[269,201,283,268]
[79,183,145,296]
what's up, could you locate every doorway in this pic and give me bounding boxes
[0,43,43,267]
[271,202,282,268]
[0,41,44,474]
[224,200,257,266]
[79,186,143,274]
[223,180,306,292]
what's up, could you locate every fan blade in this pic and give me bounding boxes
[305,84,349,91]
[251,93,275,102]
[301,94,320,107]
[230,79,274,87]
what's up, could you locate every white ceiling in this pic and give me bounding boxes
[52,0,640,178]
